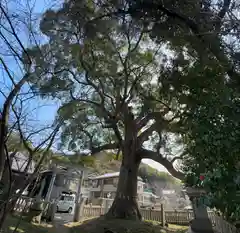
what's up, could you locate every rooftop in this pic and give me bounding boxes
[89,172,143,181]
[11,152,35,174]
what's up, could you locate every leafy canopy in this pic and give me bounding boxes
[24,0,187,181]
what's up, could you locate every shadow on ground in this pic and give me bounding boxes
[69,217,188,233]
[3,215,69,233]
[3,215,188,233]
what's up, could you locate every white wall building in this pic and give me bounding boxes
[82,172,159,207]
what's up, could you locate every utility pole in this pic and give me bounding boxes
[73,170,84,222]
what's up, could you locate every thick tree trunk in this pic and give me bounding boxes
[105,106,142,220]
[105,155,141,220]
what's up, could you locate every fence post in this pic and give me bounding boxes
[89,203,92,217]
[73,198,85,222]
[187,210,189,222]
[100,203,103,216]
[161,204,165,227]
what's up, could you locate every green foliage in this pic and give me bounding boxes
[180,65,240,222]
[51,153,96,168]
[6,132,34,153]
[24,0,180,158]
[69,154,96,168]
[139,164,178,185]
[51,154,71,165]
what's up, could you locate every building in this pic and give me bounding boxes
[162,189,175,195]
[28,166,82,200]
[82,172,159,207]
[1,152,36,193]
[26,167,159,208]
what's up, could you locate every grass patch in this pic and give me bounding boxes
[70,217,188,233]
[168,224,188,231]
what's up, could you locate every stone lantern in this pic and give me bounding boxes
[185,187,214,233]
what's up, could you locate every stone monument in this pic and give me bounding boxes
[185,187,214,233]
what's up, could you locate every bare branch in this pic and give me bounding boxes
[0,3,32,64]
[91,142,120,155]
[0,57,16,85]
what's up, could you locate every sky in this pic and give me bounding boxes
[0,0,169,173]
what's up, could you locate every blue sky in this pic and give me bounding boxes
[0,0,168,173]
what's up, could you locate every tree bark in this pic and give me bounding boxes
[0,74,29,181]
[105,156,142,220]
[140,149,185,181]
[106,107,142,220]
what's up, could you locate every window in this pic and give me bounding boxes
[113,178,118,187]
[92,180,98,188]
[103,192,109,198]
[103,192,115,198]
[55,174,65,186]
[59,195,74,201]
[111,192,116,198]
[92,191,101,198]
[83,180,89,187]
[65,196,74,201]
[104,178,113,185]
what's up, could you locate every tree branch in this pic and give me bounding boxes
[127,2,237,82]
[170,156,182,163]
[137,122,157,146]
[0,4,32,64]
[0,73,30,180]
[215,0,232,31]
[218,0,231,20]
[91,142,120,155]
[139,148,185,180]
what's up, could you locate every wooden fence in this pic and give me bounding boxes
[213,215,239,233]
[82,205,195,225]
[14,196,34,213]
[13,197,239,233]
[82,205,239,233]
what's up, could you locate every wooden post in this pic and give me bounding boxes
[73,170,84,222]
[100,203,103,215]
[45,166,57,202]
[73,198,85,222]
[161,204,165,227]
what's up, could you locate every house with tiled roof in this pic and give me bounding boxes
[82,172,159,207]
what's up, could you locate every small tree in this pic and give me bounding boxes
[0,1,61,228]
[0,93,61,229]
[0,0,46,180]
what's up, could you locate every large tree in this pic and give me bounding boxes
[123,0,240,222]
[24,1,190,219]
